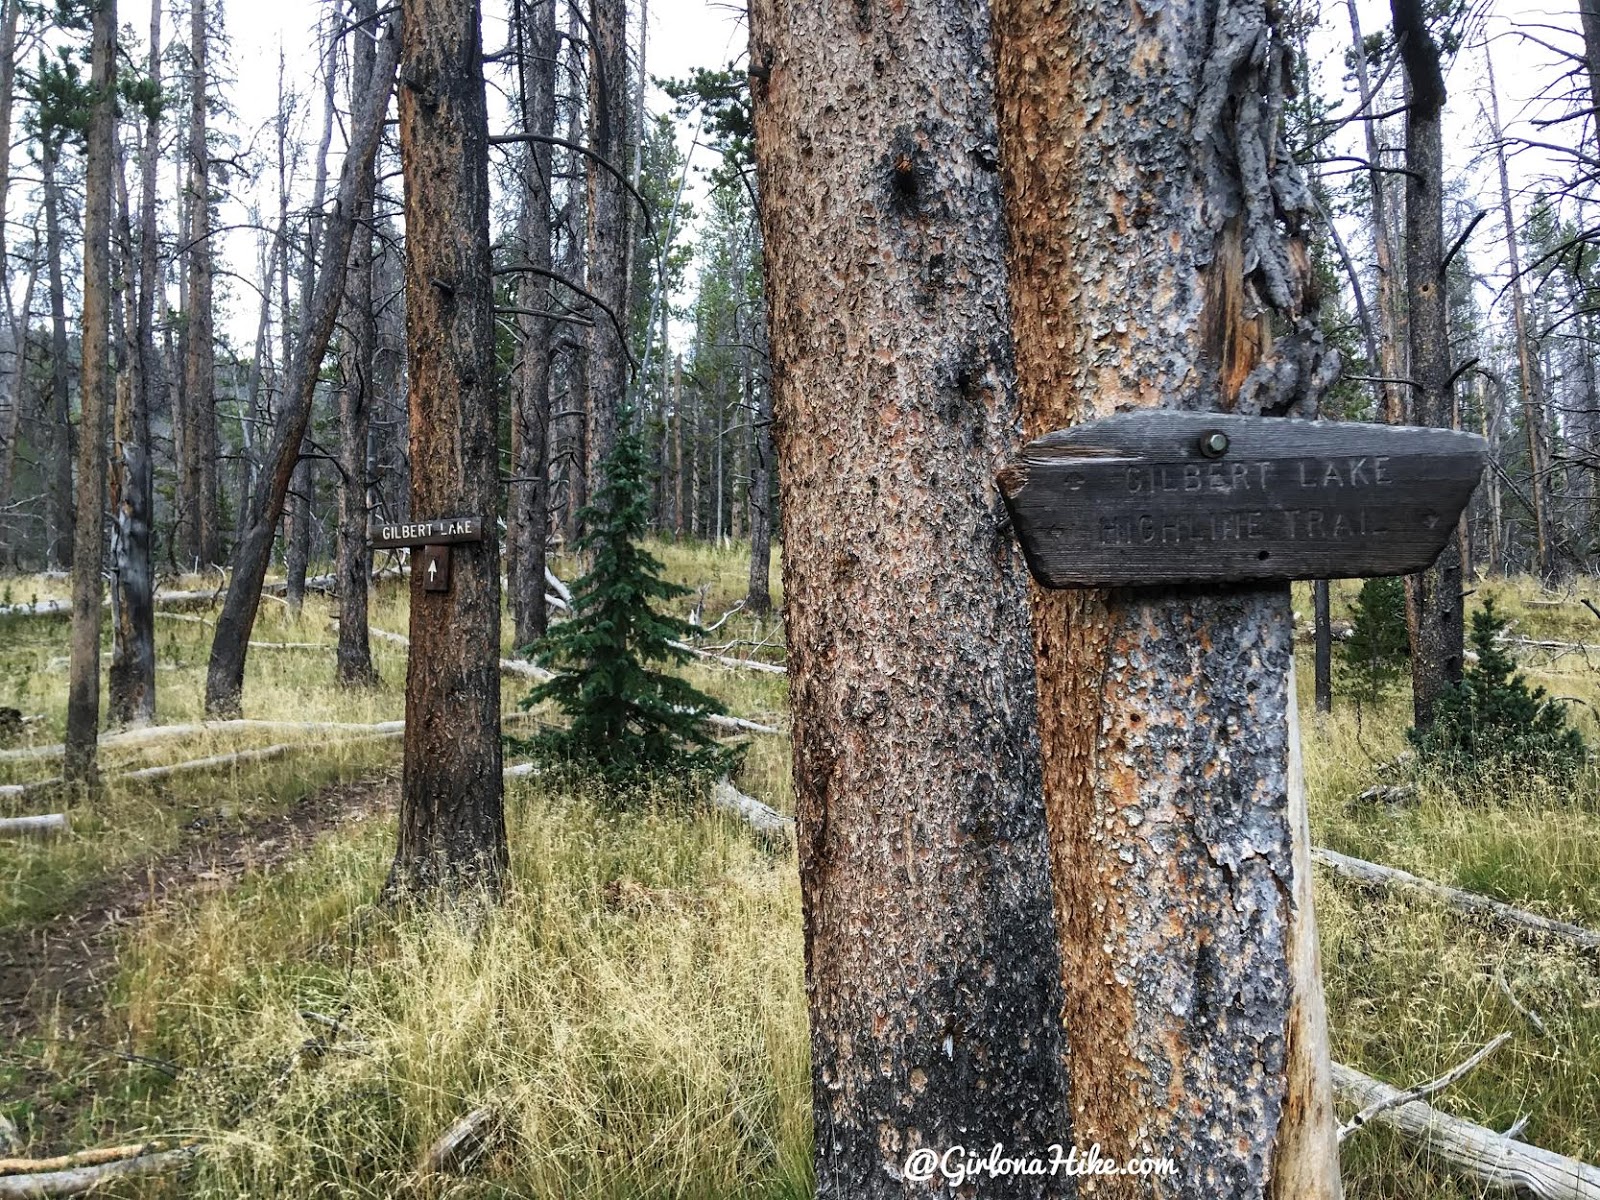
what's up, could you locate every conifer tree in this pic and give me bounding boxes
[523,404,739,779]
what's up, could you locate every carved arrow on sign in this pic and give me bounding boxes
[998,412,1487,588]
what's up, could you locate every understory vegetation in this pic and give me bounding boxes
[4,546,1600,1198]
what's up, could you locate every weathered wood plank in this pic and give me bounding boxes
[999,412,1486,587]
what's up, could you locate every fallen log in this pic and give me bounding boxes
[0,719,414,763]
[0,1141,193,1176]
[703,712,781,736]
[0,589,221,619]
[1332,1061,1600,1198]
[710,779,793,845]
[669,640,787,675]
[0,814,68,839]
[117,730,404,785]
[1339,1033,1510,1142]
[1313,847,1600,954]
[416,1107,497,1176]
[0,1146,198,1198]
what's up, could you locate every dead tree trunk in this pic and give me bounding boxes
[993,0,1343,1193]
[508,0,556,653]
[1579,0,1600,152]
[744,316,773,614]
[65,0,117,783]
[335,0,379,686]
[41,142,74,570]
[0,0,23,560]
[583,0,628,503]
[747,0,1073,1193]
[1345,0,1408,426]
[386,0,507,899]
[109,17,160,727]
[1484,45,1555,582]
[1395,0,1465,729]
[202,20,400,718]
[183,0,219,567]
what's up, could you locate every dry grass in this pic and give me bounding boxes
[0,556,1597,1198]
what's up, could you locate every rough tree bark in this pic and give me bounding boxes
[747,0,1073,1194]
[182,0,219,568]
[385,0,507,899]
[508,0,556,653]
[109,0,162,726]
[584,0,629,502]
[1395,0,1465,729]
[65,0,117,783]
[1579,0,1600,152]
[202,20,400,718]
[41,142,74,570]
[992,0,1343,1194]
[335,0,379,686]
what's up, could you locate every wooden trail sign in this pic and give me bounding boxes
[368,515,483,550]
[998,412,1486,588]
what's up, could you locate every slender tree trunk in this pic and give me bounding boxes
[584,0,629,502]
[1579,0,1600,150]
[672,354,684,536]
[747,0,1073,1193]
[386,0,507,899]
[1396,0,1465,729]
[1485,46,1555,581]
[335,0,380,684]
[509,0,556,653]
[203,19,400,717]
[184,0,219,567]
[0,0,23,559]
[745,327,773,613]
[41,145,75,571]
[993,0,1342,1193]
[0,244,37,569]
[285,458,312,608]
[110,28,159,726]
[1346,0,1407,425]
[1314,580,1332,713]
[66,0,117,783]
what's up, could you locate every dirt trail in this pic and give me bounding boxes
[0,772,397,1042]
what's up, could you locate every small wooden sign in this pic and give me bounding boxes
[368,515,483,549]
[420,544,452,592]
[998,412,1486,588]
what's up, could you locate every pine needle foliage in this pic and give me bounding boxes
[1338,575,1411,704]
[517,408,741,781]
[1408,597,1587,783]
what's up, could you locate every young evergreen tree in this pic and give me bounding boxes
[1409,597,1587,782]
[521,404,739,779]
[1338,575,1411,704]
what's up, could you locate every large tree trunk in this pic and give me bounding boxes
[65,0,117,783]
[385,0,507,899]
[109,15,160,727]
[1579,0,1600,151]
[1395,0,1465,729]
[202,21,400,718]
[993,0,1343,1194]
[41,144,74,571]
[335,0,380,686]
[183,0,219,568]
[747,0,1073,1193]
[508,0,556,653]
[583,0,628,503]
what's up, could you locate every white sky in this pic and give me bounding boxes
[68,0,1598,353]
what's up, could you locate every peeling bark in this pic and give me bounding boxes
[748,0,1072,1194]
[992,0,1341,1193]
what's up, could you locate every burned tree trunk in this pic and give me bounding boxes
[747,0,1072,1193]
[65,0,117,783]
[203,21,400,717]
[508,0,556,653]
[335,0,380,686]
[183,0,219,568]
[41,143,74,570]
[108,0,162,727]
[993,0,1342,1193]
[385,0,507,899]
[1394,0,1464,729]
[583,0,629,503]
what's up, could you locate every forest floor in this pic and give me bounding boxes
[2,543,1599,1198]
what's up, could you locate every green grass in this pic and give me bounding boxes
[2,552,1599,1198]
